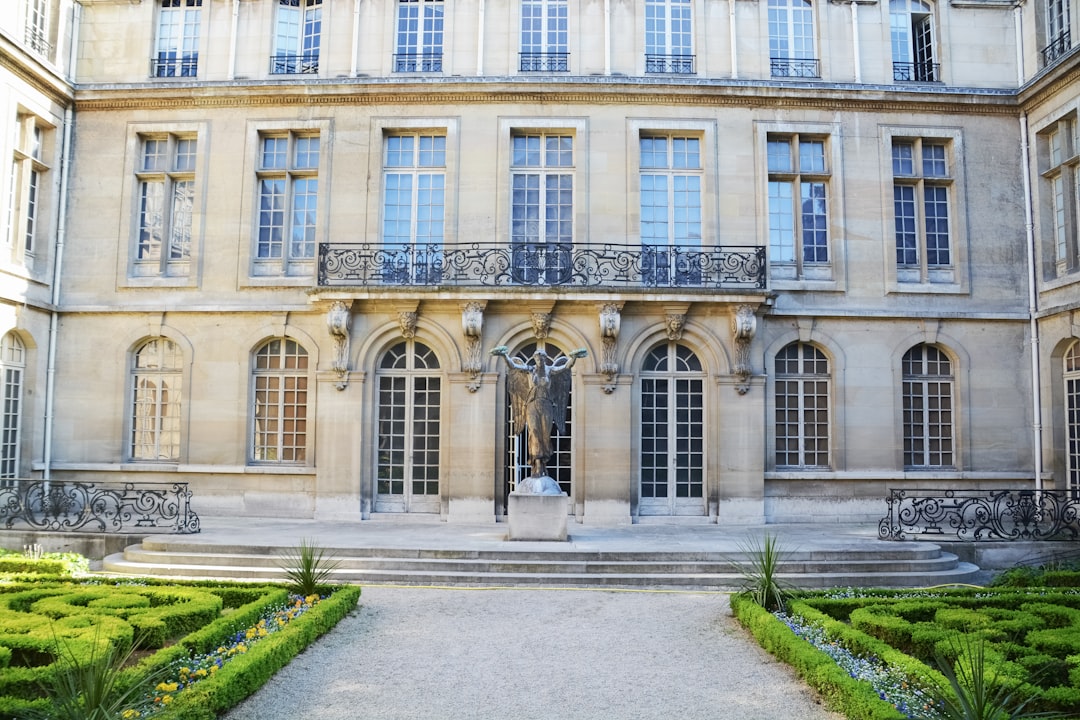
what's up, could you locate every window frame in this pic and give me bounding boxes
[6,114,51,271]
[152,0,203,79]
[643,0,696,74]
[889,0,939,83]
[0,333,25,481]
[880,126,966,294]
[271,0,322,75]
[253,131,321,277]
[509,129,576,284]
[768,0,819,78]
[250,337,311,465]
[901,343,955,470]
[764,131,832,281]
[131,132,198,280]
[519,0,570,73]
[773,341,831,470]
[24,0,54,58]
[128,337,185,463]
[393,0,445,73]
[1039,114,1080,279]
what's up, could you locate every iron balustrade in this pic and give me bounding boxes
[878,488,1080,541]
[393,53,443,73]
[519,52,570,72]
[25,24,52,57]
[892,61,940,82]
[0,480,200,534]
[770,57,821,79]
[645,54,696,74]
[270,53,320,74]
[151,53,199,78]
[1043,31,1072,65]
[318,241,766,290]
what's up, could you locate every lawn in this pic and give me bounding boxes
[0,546,360,720]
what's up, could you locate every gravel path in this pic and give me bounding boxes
[224,585,843,720]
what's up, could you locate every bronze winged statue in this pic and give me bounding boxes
[491,345,588,487]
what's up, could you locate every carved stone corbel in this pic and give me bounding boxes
[665,313,685,341]
[599,303,622,394]
[531,311,551,340]
[327,301,352,391]
[398,310,418,339]
[462,301,486,392]
[731,304,757,395]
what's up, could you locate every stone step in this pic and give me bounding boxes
[101,545,981,589]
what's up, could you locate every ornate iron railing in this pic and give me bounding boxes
[879,488,1080,541]
[270,52,320,74]
[892,61,940,82]
[520,52,569,72]
[645,54,696,74]
[393,53,443,73]
[318,242,766,290]
[0,480,200,534]
[25,23,52,57]
[770,57,820,79]
[1042,31,1072,66]
[151,53,199,78]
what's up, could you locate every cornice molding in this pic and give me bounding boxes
[72,80,1020,116]
[0,38,75,107]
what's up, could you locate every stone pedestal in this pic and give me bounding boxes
[507,493,569,541]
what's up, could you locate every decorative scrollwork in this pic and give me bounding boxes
[319,242,766,290]
[878,488,1080,542]
[0,480,200,534]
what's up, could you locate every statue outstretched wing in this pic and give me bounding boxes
[549,366,572,434]
[506,367,531,431]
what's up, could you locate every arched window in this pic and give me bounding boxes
[774,342,830,469]
[890,0,937,82]
[131,338,183,461]
[251,338,309,463]
[902,343,953,468]
[0,333,25,480]
[1064,341,1080,492]
[640,342,704,516]
[377,340,441,513]
[504,341,572,502]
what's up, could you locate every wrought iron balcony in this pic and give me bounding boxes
[0,479,200,534]
[520,52,570,72]
[393,53,443,73]
[892,61,940,83]
[645,54,696,75]
[1042,31,1072,66]
[151,53,199,78]
[879,488,1080,541]
[270,52,320,75]
[770,57,820,79]
[25,23,52,57]
[318,241,765,290]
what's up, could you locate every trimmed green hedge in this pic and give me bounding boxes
[730,594,908,720]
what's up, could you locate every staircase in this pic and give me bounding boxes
[102,535,980,589]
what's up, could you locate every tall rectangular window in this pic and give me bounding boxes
[0,334,25,481]
[131,338,183,462]
[640,134,702,286]
[520,0,568,72]
[382,133,445,283]
[153,0,201,77]
[7,117,49,269]
[252,338,309,463]
[395,0,444,72]
[767,134,829,277]
[134,134,196,277]
[1044,0,1072,65]
[25,0,52,57]
[645,0,694,74]
[768,0,818,78]
[272,0,322,74]
[511,133,573,284]
[255,132,319,276]
[890,0,937,82]
[892,137,952,283]
[1043,117,1079,277]
[775,342,830,469]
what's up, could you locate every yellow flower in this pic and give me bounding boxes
[161,695,173,705]
[195,668,208,677]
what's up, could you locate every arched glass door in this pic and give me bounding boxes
[376,340,441,513]
[639,342,705,516]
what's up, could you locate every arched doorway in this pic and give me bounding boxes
[375,340,442,513]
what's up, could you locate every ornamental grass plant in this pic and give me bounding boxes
[730,532,795,613]
[932,635,1067,720]
[277,538,343,596]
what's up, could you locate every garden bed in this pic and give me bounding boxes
[0,574,360,719]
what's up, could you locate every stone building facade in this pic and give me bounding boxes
[0,0,1077,526]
